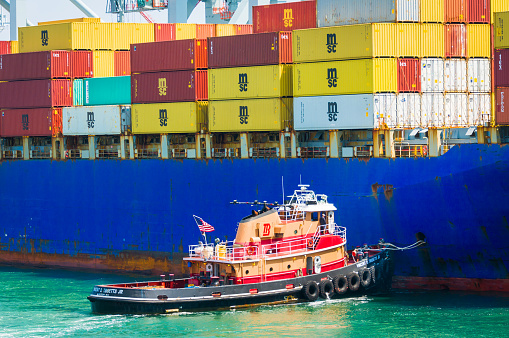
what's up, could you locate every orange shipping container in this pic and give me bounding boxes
[445,24,467,57]
[114,51,130,76]
[196,24,215,39]
[445,0,468,23]
[0,41,10,54]
[236,24,253,35]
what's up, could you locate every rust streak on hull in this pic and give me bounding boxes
[392,276,509,292]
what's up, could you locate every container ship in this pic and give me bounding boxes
[0,0,508,292]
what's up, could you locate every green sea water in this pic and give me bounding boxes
[0,266,508,337]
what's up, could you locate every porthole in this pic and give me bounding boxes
[294,230,298,234]
[245,270,249,275]
[269,267,273,272]
[287,265,291,269]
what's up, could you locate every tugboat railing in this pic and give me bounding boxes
[188,223,347,261]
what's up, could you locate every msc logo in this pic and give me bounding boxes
[87,112,95,128]
[239,106,249,124]
[327,102,338,122]
[41,30,49,46]
[262,223,271,237]
[238,73,248,92]
[22,114,29,130]
[158,78,167,96]
[326,34,337,53]
[159,109,168,127]
[283,9,294,28]
[327,68,338,88]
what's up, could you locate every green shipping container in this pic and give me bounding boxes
[84,76,131,106]
[73,79,84,106]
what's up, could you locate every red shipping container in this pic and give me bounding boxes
[131,39,207,74]
[0,79,72,109]
[114,51,131,76]
[154,23,175,42]
[208,31,292,69]
[0,51,71,81]
[398,58,421,92]
[235,24,253,35]
[196,24,215,39]
[496,87,509,125]
[71,50,93,78]
[445,0,468,23]
[131,70,207,104]
[0,41,10,55]
[445,24,467,57]
[253,1,316,33]
[494,49,509,87]
[0,108,62,137]
[468,0,489,23]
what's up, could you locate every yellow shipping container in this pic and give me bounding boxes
[293,24,396,63]
[131,23,155,45]
[93,50,115,78]
[132,102,207,134]
[19,22,94,52]
[397,23,420,57]
[176,23,196,40]
[467,24,490,57]
[209,98,292,132]
[38,17,101,25]
[215,24,236,37]
[491,0,509,23]
[421,23,444,57]
[293,59,397,97]
[495,11,509,48]
[93,23,117,50]
[10,41,18,54]
[209,65,292,101]
[420,0,445,23]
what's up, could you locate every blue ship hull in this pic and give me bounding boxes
[1,144,508,290]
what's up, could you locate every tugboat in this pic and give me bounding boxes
[88,185,391,314]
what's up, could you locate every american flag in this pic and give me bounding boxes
[193,215,215,232]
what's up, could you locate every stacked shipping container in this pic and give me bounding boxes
[494,11,509,124]
[130,39,208,134]
[207,32,293,133]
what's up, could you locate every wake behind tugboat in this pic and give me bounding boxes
[87,185,392,314]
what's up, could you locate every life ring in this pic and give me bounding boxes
[307,238,314,249]
[302,280,319,301]
[246,246,256,256]
[422,145,428,156]
[319,279,334,299]
[333,275,348,295]
[347,272,360,292]
[205,263,213,272]
[359,268,371,288]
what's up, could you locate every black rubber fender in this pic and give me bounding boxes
[333,275,348,295]
[348,272,360,292]
[360,268,372,288]
[302,280,319,301]
[319,279,334,299]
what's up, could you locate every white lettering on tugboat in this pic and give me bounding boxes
[356,261,367,268]
[93,287,123,296]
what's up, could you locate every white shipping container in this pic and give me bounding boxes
[293,94,374,131]
[374,93,397,129]
[421,93,444,127]
[444,93,468,127]
[467,58,491,93]
[62,105,131,136]
[397,93,421,129]
[421,58,444,92]
[316,0,419,28]
[468,93,491,126]
[444,59,467,92]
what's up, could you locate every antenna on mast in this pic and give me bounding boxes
[281,176,285,206]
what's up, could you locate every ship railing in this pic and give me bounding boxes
[96,149,120,159]
[188,224,346,261]
[298,146,329,158]
[354,146,372,157]
[67,149,82,159]
[3,150,23,159]
[30,149,52,159]
[135,149,160,159]
[250,147,279,159]
[277,207,305,222]
[394,142,428,158]
[172,148,187,159]
[212,148,240,159]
